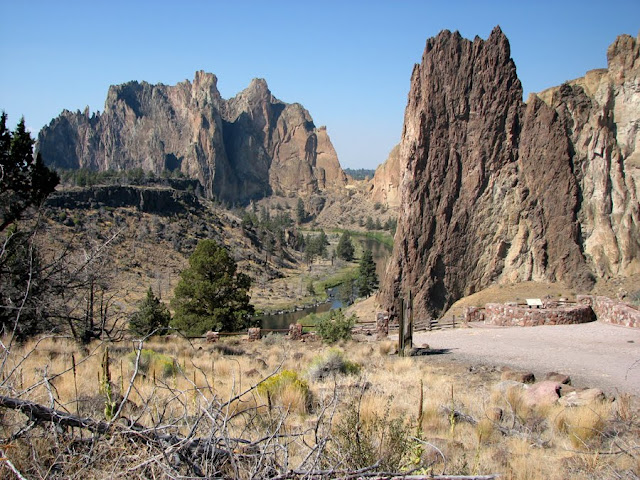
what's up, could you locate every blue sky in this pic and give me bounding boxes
[1,1,639,169]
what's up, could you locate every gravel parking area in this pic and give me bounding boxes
[411,321,640,396]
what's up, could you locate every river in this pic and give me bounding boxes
[258,235,392,330]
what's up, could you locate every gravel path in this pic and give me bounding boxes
[410,322,640,396]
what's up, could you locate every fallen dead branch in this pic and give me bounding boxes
[0,394,503,479]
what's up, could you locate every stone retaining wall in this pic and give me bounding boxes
[484,303,595,327]
[578,295,640,328]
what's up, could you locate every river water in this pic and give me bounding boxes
[258,236,392,330]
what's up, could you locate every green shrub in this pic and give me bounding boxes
[257,370,311,413]
[308,348,360,381]
[127,349,177,378]
[328,398,411,471]
[261,332,285,347]
[316,309,356,343]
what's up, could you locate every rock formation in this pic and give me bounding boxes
[380,27,640,320]
[370,144,402,208]
[37,72,347,204]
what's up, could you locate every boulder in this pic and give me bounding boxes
[523,381,561,407]
[288,323,303,340]
[558,388,606,407]
[558,384,578,397]
[500,368,536,384]
[493,380,529,395]
[544,372,571,385]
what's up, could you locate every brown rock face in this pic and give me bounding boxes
[381,28,640,320]
[37,72,346,203]
[371,144,402,208]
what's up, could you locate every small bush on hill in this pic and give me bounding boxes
[316,309,356,343]
[328,398,411,471]
[258,370,311,414]
[127,348,177,378]
[308,348,360,381]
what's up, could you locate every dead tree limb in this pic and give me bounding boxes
[0,394,232,459]
[0,395,111,434]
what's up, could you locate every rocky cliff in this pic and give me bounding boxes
[45,185,202,215]
[370,144,402,208]
[380,27,640,320]
[37,72,347,203]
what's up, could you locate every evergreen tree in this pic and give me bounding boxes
[171,240,256,335]
[365,216,375,231]
[304,231,329,263]
[0,228,51,339]
[357,249,378,297]
[317,229,329,257]
[296,197,306,224]
[129,287,171,337]
[336,231,355,261]
[337,280,355,306]
[0,113,59,339]
[0,113,59,232]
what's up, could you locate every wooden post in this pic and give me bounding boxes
[452,315,456,329]
[407,290,413,350]
[398,297,405,357]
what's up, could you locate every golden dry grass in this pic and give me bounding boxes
[0,334,638,479]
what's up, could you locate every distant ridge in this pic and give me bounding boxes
[37,72,347,204]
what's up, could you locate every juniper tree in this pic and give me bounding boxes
[171,240,256,335]
[0,113,59,339]
[129,287,171,336]
[336,231,355,261]
[357,249,378,297]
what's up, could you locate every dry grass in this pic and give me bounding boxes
[0,334,638,479]
[554,402,611,448]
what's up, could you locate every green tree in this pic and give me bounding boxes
[129,287,171,336]
[317,229,329,257]
[0,113,59,232]
[357,249,378,297]
[296,197,306,224]
[365,216,375,231]
[315,309,356,343]
[304,231,329,263]
[336,231,355,261]
[0,228,52,339]
[0,114,59,340]
[171,240,256,335]
[337,280,355,306]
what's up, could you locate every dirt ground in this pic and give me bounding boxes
[409,322,640,396]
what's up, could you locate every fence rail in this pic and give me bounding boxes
[388,315,475,332]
